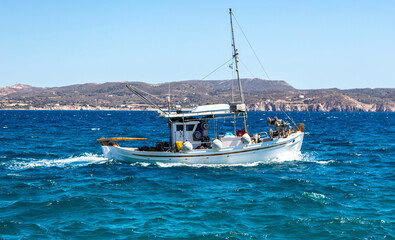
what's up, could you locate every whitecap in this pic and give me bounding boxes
[351,153,362,156]
[130,162,151,167]
[313,160,335,165]
[7,173,23,177]
[302,191,326,201]
[292,152,336,165]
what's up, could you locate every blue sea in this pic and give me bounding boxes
[0,110,394,239]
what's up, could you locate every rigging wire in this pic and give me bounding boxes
[231,13,271,80]
[201,57,234,80]
[231,12,297,127]
[129,84,165,103]
[238,58,256,79]
[126,85,166,115]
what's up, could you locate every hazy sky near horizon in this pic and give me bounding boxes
[0,0,394,89]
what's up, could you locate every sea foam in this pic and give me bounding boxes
[5,153,108,170]
[127,151,320,168]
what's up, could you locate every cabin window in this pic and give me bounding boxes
[176,125,183,131]
[186,125,195,131]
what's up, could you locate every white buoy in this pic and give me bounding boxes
[183,141,193,152]
[212,139,223,151]
[241,133,251,145]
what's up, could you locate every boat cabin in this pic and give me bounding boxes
[170,120,210,149]
[160,103,247,150]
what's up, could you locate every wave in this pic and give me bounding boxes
[294,151,336,165]
[302,191,327,201]
[4,153,108,170]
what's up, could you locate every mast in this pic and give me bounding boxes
[229,8,248,132]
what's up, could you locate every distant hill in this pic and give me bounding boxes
[0,79,394,112]
[0,84,38,96]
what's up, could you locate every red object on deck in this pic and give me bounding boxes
[236,130,246,137]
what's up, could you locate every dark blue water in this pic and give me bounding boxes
[0,110,394,239]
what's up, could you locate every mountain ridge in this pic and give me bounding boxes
[0,79,394,112]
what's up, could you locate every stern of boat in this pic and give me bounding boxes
[101,146,112,159]
[97,137,147,160]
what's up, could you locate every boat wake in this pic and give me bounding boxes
[128,151,329,168]
[3,152,330,170]
[4,153,108,170]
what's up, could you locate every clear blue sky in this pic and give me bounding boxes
[0,0,394,89]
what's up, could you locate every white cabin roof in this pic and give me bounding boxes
[159,104,232,118]
[191,104,230,113]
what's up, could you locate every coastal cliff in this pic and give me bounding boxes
[249,91,394,112]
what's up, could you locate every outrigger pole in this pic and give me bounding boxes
[229,8,248,133]
[126,84,167,115]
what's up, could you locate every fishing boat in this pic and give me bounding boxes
[97,9,305,164]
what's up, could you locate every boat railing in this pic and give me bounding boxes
[258,131,269,139]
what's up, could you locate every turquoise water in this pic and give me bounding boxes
[0,110,394,239]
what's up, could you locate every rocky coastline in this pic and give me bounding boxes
[1,79,394,112]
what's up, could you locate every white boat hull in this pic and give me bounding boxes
[101,132,304,164]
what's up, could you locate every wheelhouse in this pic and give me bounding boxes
[160,103,248,150]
